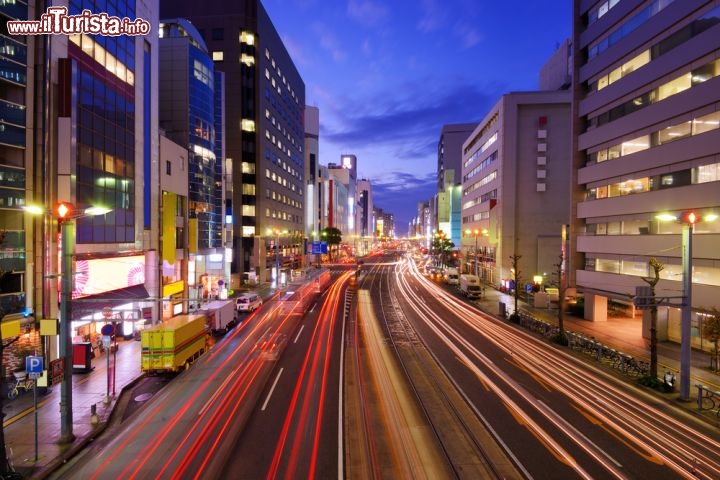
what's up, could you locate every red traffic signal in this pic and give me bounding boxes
[54,201,74,221]
[679,211,699,225]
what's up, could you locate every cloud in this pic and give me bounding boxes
[322,81,498,149]
[347,0,390,27]
[312,23,347,62]
[417,0,445,33]
[372,171,437,230]
[455,22,483,48]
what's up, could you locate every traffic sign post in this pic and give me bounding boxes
[25,355,43,461]
[101,324,115,404]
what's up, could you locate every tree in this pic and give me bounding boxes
[509,254,522,320]
[701,308,720,371]
[641,257,664,380]
[551,252,569,345]
[431,232,454,268]
[320,227,342,261]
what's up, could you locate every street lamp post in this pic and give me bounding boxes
[680,220,692,402]
[58,216,75,442]
[657,210,717,401]
[270,228,288,287]
[25,203,110,443]
[465,229,479,278]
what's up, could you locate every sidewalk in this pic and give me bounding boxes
[3,338,142,479]
[474,286,720,391]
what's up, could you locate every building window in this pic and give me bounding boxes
[212,28,224,41]
[212,51,224,61]
[166,160,171,175]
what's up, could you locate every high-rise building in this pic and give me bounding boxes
[356,178,373,255]
[328,154,358,245]
[161,0,306,285]
[304,105,320,256]
[14,0,159,361]
[0,0,37,321]
[437,123,476,192]
[159,18,229,304]
[570,1,720,334]
[461,91,571,286]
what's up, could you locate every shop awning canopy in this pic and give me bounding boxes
[70,284,150,320]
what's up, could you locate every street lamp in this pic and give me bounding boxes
[657,211,718,401]
[269,228,288,287]
[465,229,480,278]
[464,228,488,279]
[24,203,110,443]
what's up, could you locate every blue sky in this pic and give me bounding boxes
[263,0,571,235]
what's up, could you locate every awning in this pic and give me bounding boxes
[70,285,150,320]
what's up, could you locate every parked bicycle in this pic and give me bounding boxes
[7,371,34,400]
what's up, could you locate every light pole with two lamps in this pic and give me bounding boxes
[464,228,488,279]
[269,228,288,287]
[656,210,718,401]
[24,202,110,443]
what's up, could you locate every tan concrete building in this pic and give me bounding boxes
[570,1,720,346]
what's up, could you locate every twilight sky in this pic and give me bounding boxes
[263,0,572,235]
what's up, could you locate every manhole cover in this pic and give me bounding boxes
[134,392,153,402]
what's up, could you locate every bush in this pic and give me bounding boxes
[638,375,663,390]
[552,332,569,346]
[508,312,521,324]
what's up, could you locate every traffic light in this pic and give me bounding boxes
[679,211,699,225]
[54,201,74,222]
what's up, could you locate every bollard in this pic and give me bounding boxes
[90,403,99,425]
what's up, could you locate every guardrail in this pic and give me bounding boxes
[696,384,720,417]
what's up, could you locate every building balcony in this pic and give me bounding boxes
[0,34,28,65]
[0,0,28,22]
[0,98,26,126]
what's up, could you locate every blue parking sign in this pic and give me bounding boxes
[26,355,43,374]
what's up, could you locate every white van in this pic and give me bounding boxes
[236,292,263,312]
[445,268,460,285]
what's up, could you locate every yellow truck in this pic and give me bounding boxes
[141,314,209,373]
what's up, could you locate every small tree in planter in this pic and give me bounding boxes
[701,308,720,371]
[550,252,569,346]
[508,254,522,323]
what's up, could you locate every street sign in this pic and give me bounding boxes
[312,241,328,254]
[26,355,43,374]
[101,323,115,336]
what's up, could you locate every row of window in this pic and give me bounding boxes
[264,88,303,166]
[266,188,302,210]
[590,6,720,93]
[587,109,720,165]
[464,170,497,205]
[588,256,720,288]
[586,0,620,26]
[463,113,498,156]
[70,34,135,86]
[265,107,301,156]
[587,162,720,200]
[588,58,720,129]
[464,132,497,169]
[462,210,490,224]
[265,207,301,224]
[464,151,497,185]
[587,0,674,60]
[265,167,301,195]
[265,47,299,106]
